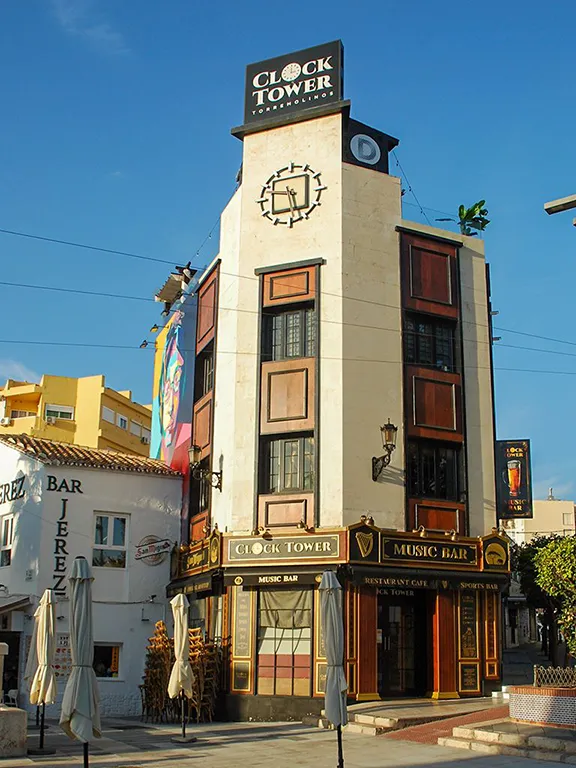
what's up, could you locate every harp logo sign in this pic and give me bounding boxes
[355,531,374,558]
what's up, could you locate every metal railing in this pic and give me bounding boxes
[534,665,576,688]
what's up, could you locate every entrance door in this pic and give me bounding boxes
[377,593,427,696]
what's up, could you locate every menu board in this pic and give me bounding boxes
[54,633,73,679]
[459,591,478,659]
[232,588,252,658]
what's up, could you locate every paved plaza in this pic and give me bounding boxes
[6,717,568,768]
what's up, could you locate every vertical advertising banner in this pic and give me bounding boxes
[495,439,533,519]
[151,292,197,472]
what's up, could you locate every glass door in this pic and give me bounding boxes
[377,594,425,696]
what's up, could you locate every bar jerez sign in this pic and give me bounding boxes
[244,40,343,125]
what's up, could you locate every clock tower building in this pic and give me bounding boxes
[163,41,509,720]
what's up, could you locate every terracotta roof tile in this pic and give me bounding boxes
[0,434,181,476]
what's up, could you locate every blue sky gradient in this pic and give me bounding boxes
[1,0,575,498]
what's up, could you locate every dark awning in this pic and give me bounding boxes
[0,594,31,614]
[166,571,221,599]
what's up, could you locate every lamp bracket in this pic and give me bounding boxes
[191,467,223,491]
[372,453,391,482]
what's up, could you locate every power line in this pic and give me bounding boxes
[6,278,576,355]
[391,150,432,226]
[2,336,576,376]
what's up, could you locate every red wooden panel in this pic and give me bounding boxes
[190,514,208,543]
[406,366,463,441]
[193,392,212,456]
[431,591,457,696]
[409,499,466,534]
[414,378,456,431]
[401,233,459,319]
[263,266,316,308]
[356,586,378,699]
[196,268,219,354]
[258,494,313,530]
[411,248,451,304]
[260,359,315,434]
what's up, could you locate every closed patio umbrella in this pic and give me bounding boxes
[60,556,101,768]
[24,606,39,728]
[319,570,348,768]
[168,593,195,743]
[28,589,58,755]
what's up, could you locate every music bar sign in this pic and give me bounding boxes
[496,439,533,519]
[244,40,343,125]
[381,536,478,567]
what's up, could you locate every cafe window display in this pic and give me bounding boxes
[256,589,312,697]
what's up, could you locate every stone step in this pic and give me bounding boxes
[491,691,510,701]
[344,722,389,736]
[350,714,399,729]
[439,725,576,764]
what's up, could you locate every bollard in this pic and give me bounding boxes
[0,643,8,704]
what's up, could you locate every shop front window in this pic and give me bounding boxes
[93,644,120,678]
[257,588,312,697]
[189,597,206,637]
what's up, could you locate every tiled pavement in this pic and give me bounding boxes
[7,714,570,768]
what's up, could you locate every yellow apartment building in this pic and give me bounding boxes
[0,374,152,456]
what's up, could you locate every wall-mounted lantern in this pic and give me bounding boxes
[372,420,398,482]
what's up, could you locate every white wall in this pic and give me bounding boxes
[0,444,182,716]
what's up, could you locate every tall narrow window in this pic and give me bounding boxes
[0,516,13,567]
[262,436,314,493]
[404,315,455,372]
[263,308,316,361]
[407,441,460,501]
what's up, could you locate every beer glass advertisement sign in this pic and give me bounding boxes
[244,40,343,125]
[496,440,533,519]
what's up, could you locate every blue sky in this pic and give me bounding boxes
[1,0,575,499]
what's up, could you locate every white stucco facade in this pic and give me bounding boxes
[0,438,182,716]
[208,110,496,538]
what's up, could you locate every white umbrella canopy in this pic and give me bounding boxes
[168,593,194,699]
[24,607,39,693]
[319,571,348,727]
[30,589,58,705]
[60,557,101,743]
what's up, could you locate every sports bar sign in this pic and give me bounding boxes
[495,439,533,519]
[244,40,343,125]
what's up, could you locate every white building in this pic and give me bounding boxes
[501,493,576,648]
[0,433,182,716]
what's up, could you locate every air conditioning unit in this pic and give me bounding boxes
[0,417,12,426]
[141,436,150,445]
[45,416,57,425]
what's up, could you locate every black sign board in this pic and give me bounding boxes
[343,118,399,174]
[381,536,478,567]
[349,525,380,564]
[224,571,321,587]
[496,439,533,519]
[244,40,343,125]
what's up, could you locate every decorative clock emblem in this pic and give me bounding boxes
[281,62,301,82]
[257,162,327,227]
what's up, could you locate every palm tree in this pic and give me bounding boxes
[437,200,490,236]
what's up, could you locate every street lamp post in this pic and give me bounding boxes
[544,193,576,226]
